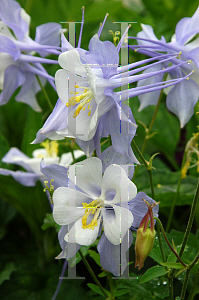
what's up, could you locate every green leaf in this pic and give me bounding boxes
[114,289,130,297]
[0,262,16,285]
[87,283,110,297]
[88,250,101,267]
[0,133,10,168]
[21,106,43,157]
[140,266,167,283]
[160,262,184,269]
[41,213,61,233]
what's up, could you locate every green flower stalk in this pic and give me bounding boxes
[135,199,158,270]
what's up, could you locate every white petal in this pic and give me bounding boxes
[59,150,85,166]
[103,206,133,245]
[23,157,59,175]
[68,157,102,199]
[101,164,137,204]
[53,187,92,225]
[55,69,87,105]
[65,217,100,246]
[58,49,87,77]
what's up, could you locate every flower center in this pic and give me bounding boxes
[37,140,59,158]
[66,84,94,118]
[81,199,104,230]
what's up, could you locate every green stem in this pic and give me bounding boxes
[36,75,53,111]
[131,139,155,200]
[133,84,164,181]
[166,150,187,232]
[166,175,182,232]
[155,218,187,268]
[180,269,191,300]
[156,221,166,263]
[179,179,199,258]
[68,145,76,163]
[78,249,109,298]
[141,87,164,154]
[168,276,174,300]
[180,251,199,300]
[108,275,115,300]
[187,263,199,300]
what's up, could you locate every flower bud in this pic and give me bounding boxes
[135,226,156,270]
[135,199,158,270]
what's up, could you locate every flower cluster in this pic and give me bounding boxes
[1,0,198,279]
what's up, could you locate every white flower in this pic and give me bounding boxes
[53,157,137,246]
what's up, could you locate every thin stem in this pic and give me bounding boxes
[168,276,174,300]
[51,260,68,300]
[187,264,199,300]
[78,249,109,298]
[133,86,164,181]
[36,75,53,111]
[108,275,115,300]
[180,251,199,300]
[131,139,155,199]
[179,179,199,258]
[166,149,187,232]
[156,221,166,263]
[155,218,187,268]
[180,269,191,300]
[166,175,182,232]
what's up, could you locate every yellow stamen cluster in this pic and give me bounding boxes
[66,85,94,118]
[81,199,103,230]
[109,30,120,46]
[40,140,59,157]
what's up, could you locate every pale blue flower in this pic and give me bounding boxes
[41,157,159,276]
[33,31,188,160]
[0,144,84,187]
[129,6,199,127]
[0,0,62,110]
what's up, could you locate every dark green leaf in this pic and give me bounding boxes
[140,266,167,283]
[0,263,16,285]
[160,262,184,269]
[114,289,130,297]
[88,250,101,267]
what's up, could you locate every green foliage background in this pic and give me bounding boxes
[0,0,199,299]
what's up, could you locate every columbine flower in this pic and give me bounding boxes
[129,6,199,127]
[33,16,189,160]
[0,140,84,186]
[0,0,62,110]
[41,156,159,276]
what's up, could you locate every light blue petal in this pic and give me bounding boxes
[15,72,42,112]
[0,0,28,41]
[34,23,62,57]
[175,6,199,46]
[128,192,159,228]
[97,231,133,276]
[88,34,119,79]
[0,35,20,60]
[0,168,39,186]
[0,64,25,105]
[57,225,81,259]
[137,64,164,110]
[1,147,32,171]
[40,160,69,189]
[166,78,199,127]
[101,146,135,180]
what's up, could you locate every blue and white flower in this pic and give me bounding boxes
[0,0,62,110]
[129,6,199,127]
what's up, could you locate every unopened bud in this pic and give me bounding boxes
[135,227,156,270]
